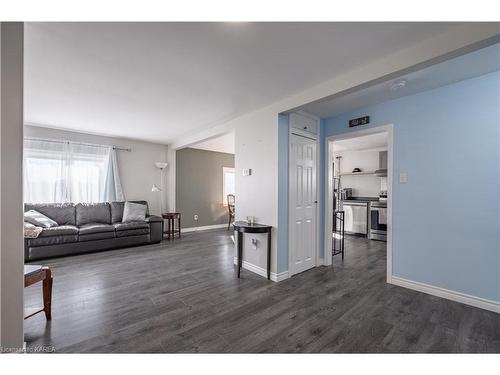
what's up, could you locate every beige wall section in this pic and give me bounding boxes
[1,22,24,351]
[24,125,169,215]
[176,148,234,228]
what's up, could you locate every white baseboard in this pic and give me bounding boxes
[390,276,500,314]
[182,223,228,233]
[233,258,289,282]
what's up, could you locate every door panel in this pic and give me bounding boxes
[290,133,317,276]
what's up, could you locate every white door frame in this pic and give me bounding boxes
[324,124,394,283]
[288,112,321,277]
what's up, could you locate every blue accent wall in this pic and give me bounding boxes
[322,71,500,302]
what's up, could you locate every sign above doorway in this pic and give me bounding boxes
[349,116,370,127]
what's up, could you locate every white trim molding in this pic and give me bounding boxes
[182,223,228,233]
[233,258,289,282]
[390,276,500,314]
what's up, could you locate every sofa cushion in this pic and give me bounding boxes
[24,210,59,228]
[114,221,149,231]
[115,228,150,238]
[28,235,78,247]
[110,201,149,223]
[114,221,149,238]
[39,225,79,237]
[79,223,115,235]
[76,203,111,226]
[78,231,115,242]
[24,203,76,225]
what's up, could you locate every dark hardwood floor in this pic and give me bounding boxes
[24,229,500,353]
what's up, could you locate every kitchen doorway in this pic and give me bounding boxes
[324,125,393,282]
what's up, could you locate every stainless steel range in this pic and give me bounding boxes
[370,201,387,241]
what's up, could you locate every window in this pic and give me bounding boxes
[223,167,235,205]
[23,138,124,204]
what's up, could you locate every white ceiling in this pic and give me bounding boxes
[189,131,235,154]
[300,43,500,118]
[332,132,388,152]
[24,22,461,144]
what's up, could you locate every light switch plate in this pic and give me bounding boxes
[399,172,408,184]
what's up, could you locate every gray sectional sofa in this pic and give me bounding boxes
[24,201,163,261]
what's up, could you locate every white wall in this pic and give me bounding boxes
[166,146,176,212]
[1,22,24,351]
[234,108,279,274]
[335,150,383,197]
[24,125,169,215]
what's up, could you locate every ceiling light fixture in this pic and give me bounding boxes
[390,79,407,91]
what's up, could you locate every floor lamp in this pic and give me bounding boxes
[152,161,168,215]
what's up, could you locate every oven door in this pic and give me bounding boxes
[370,206,387,241]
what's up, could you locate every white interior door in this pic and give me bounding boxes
[290,133,317,276]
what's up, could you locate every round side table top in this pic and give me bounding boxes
[162,212,180,218]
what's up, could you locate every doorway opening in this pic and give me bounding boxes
[325,126,393,281]
[176,131,236,233]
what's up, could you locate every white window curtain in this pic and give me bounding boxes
[23,138,125,204]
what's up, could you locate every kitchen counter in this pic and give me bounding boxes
[343,197,380,202]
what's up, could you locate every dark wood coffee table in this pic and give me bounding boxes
[24,265,53,320]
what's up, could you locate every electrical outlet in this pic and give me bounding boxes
[399,172,408,184]
[194,214,198,221]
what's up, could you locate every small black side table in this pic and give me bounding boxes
[232,221,272,280]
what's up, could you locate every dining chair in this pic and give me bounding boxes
[227,194,235,230]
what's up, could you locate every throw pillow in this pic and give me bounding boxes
[24,222,43,238]
[122,201,147,222]
[24,210,58,228]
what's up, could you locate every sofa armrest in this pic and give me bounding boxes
[147,215,163,243]
[145,215,162,223]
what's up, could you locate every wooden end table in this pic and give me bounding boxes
[162,212,181,240]
[24,265,53,320]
